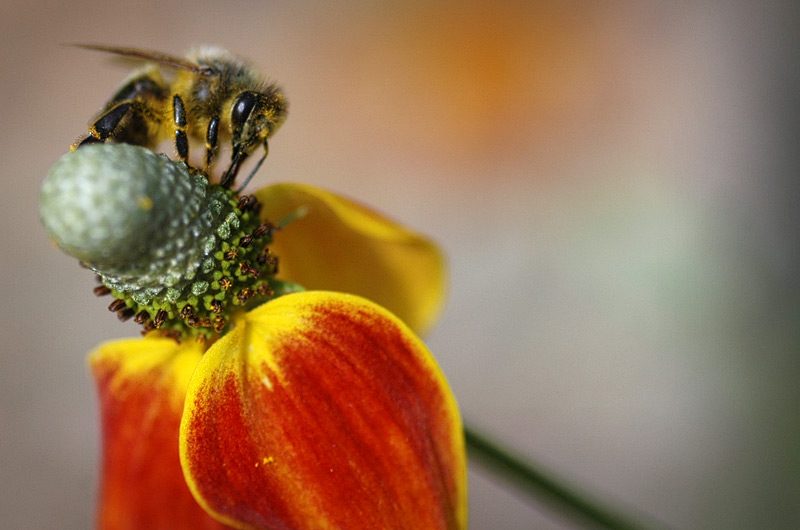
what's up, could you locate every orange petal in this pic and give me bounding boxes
[90,337,230,530]
[180,291,467,530]
[254,183,446,335]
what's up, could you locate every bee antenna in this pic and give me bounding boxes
[235,150,268,194]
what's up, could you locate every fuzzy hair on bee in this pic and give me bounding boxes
[72,44,288,189]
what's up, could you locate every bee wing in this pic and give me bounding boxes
[71,44,211,74]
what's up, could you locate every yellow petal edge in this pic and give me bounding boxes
[89,337,226,529]
[180,291,467,530]
[255,183,447,336]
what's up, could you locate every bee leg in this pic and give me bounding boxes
[204,115,220,172]
[220,152,244,189]
[93,103,134,140]
[71,102,135,150]
[73,135,104,149]
[172,94,189,164]
[234,141,269,193]
[72,82,168,151]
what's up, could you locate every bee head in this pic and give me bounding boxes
[223,88,287,187]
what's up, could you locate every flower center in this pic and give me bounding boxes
[40,143,285,342]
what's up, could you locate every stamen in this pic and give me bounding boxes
[237,287,254,303]
[257,283,274,297]
[253,223,272,238]
[153,309,167,328]
[258,249,278,273]
[239,261,259,278]
[117,308,136,321]
[108,299,127,312]
[237,195,255,212]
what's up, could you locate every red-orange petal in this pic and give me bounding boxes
[254,183,447,336]
[180,291,467,530]
[89,337,230,530]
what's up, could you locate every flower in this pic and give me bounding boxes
[40,145,467,529]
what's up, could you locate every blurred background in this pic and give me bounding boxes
[2,1,799,528]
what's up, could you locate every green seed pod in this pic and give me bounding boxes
[40,144,280,341]
[41,144,226,289]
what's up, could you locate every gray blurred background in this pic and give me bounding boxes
[2,2,799,529]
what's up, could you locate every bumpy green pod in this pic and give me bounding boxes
[40,144,280,341]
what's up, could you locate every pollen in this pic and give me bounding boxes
[137,196,154,211]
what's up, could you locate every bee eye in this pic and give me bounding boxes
[231,91,258,128]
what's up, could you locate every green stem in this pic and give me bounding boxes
[464,424,665,530]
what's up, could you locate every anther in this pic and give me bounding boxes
[258,249,278,272]
[108,299,127,312]
[239,234,253,248]
[134,310,150,324]
[237,287,254,303]
[94,285,112,296]
[117,308,136,322]
[257,283,274,297]
[239,261,259,278]
[153,309,167,328]
[237,195,254,211]
[253,223,272,238]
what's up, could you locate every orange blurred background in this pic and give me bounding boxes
[3,1,799,528]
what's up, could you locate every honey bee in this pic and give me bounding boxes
[72,44,287,188]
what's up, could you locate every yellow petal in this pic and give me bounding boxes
[90,336,229,530]
[255,183,446,335]
[180,291,467,530]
